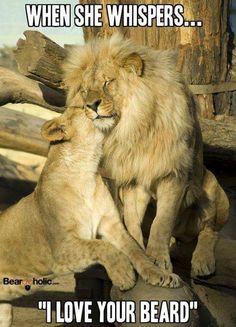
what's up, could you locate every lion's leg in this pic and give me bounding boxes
[121,185,151,249]
[52,238,136,291]
[95,175,180,288]
[99,216,180,288]
[0,303,13,327]
[191,169,229,277]
[146,176,187,272]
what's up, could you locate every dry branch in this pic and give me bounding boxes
[0,107,48,156]
[190,82,236,95]
[0,67,65,112]
[200,117,236,164]
[0,155,39,202]
[15,30,67,90]
[0,107,235,165]
[0,154,39,183]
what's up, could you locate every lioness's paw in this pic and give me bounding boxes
[140,264,181,288]
[191,250,216,277]
[109,260,136,291]
[146,247,173,272]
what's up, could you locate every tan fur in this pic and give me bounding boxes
[0,107,180,326]
[63,34,229,278]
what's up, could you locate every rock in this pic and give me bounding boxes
[111,277,199,327]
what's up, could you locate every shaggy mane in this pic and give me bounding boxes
[64,34,199,196]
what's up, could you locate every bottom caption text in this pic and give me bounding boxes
[38,300,198,324]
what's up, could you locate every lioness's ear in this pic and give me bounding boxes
[41,118,71,142]
[122,52,143,76]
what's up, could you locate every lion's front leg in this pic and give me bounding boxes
[99,217,180,288]
[96,175,180,288]
[146,176,187,272]
[121,185,151,249]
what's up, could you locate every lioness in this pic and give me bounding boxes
[63,34,229,278]
[0,107,179,327]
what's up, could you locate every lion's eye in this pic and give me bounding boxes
[104,79,115,89]
[104,80,110,87]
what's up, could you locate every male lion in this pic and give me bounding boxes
[63,34,229,278]
[0,107,179,327]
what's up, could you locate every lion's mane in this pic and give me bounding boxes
[64,34,203,203]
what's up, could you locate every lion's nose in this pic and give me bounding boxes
[87,99,101,112]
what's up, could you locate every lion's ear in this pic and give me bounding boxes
[41,118,72,142]
[122,52,143,76]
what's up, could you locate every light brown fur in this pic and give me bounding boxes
[63,34,229,278]
[0,107,180,327]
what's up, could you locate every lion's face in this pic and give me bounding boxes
[63,35,144,132]
[80,63,121,131]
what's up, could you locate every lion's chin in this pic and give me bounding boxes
[93,117,116,132]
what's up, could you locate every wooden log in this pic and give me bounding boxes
[0,107,235,163]
[0,154,39,183]
[1,46,236,162]
[0,155,38,202]
[15,30,67,90]
[189,82,236,95]
[0,67,65,112]
[15,31,236,99]
[0,107,48,156]
[14,32,236,100]
[200,117,236,165]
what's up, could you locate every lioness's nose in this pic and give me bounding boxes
[87,99,101,112]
